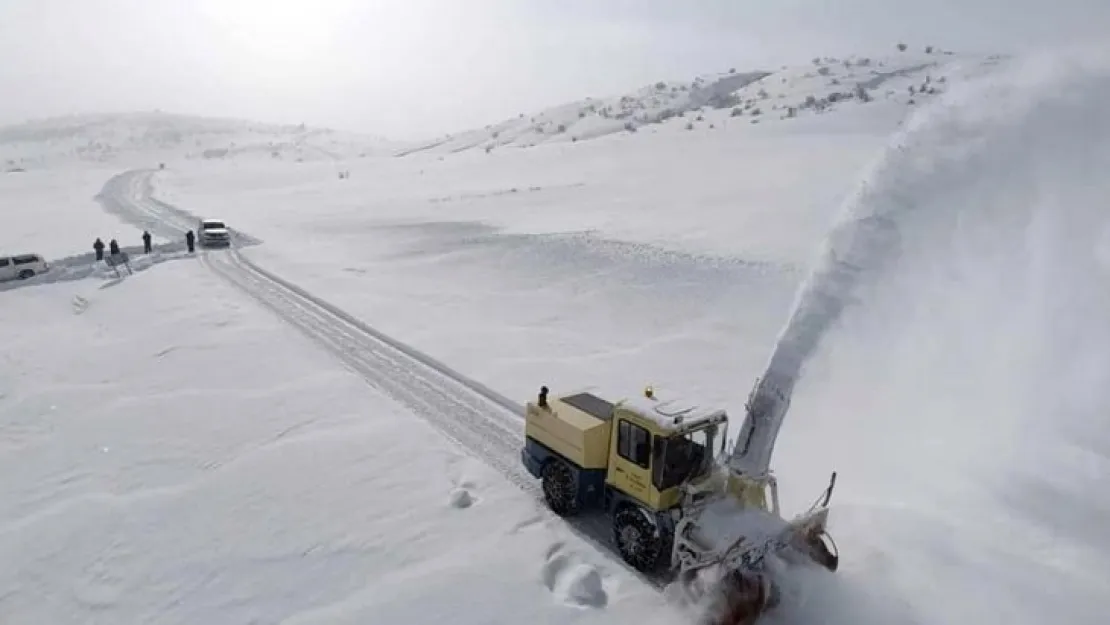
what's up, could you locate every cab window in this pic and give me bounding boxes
[617,420,651,469]
[652,427,714,491]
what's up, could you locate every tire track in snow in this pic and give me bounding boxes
[200,248,532,490]
[94,169,667,591]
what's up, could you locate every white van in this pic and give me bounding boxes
[0,253,49,282]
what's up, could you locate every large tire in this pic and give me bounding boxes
[709,570,773,625]
[613,505,663,572]
[17,269,33,280]
[541,459,579,516]
[807,531,839,572]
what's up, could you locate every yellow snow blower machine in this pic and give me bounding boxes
[520,379,838,625]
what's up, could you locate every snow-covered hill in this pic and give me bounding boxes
[0,49,1001,170]
[399,49,1001,156]
[0,112,401,170]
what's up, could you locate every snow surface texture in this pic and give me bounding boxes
[2,46,1109,625]
[0,259,681,624]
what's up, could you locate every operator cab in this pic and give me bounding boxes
[653,424,718,490]
[620,388,729,494]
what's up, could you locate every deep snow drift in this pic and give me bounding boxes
[2,46,1109,625]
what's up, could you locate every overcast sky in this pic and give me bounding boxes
[1,0,1106,139]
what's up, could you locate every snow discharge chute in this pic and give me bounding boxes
[729,210,901,478]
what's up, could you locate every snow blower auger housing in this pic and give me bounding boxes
[521,384,839,625]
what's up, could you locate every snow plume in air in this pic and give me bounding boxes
[774,45,1110,625]
[731,46,1110,478]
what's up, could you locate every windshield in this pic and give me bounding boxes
[203,221,226,229]
[652,425,718,491]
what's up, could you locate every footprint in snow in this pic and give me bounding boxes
[98,277,124,290]
[541,541,608,609]
[445,455,480,509]
[509,513,545,534]
[448,487,474,509]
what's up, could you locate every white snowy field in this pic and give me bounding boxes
[0,260,681,624]
[0,164,163,259]
[152,102,906,415]
[2,47,1110,625]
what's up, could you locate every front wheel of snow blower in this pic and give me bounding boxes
[707,570,774,625]
[541,459,578,516]
[806,530,839,572]
[613,505,662,573]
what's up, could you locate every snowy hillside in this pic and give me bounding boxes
[0,112,400,170]
[400,49,997,156]
[0,49,998,170]
[3,44,1110,625]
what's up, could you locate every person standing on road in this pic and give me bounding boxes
[185,230,195,253]
[93,238,105,261]
[142,230,152,254]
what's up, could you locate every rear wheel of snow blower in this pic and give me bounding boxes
[613,505,662,572]
[541,459,578,516]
